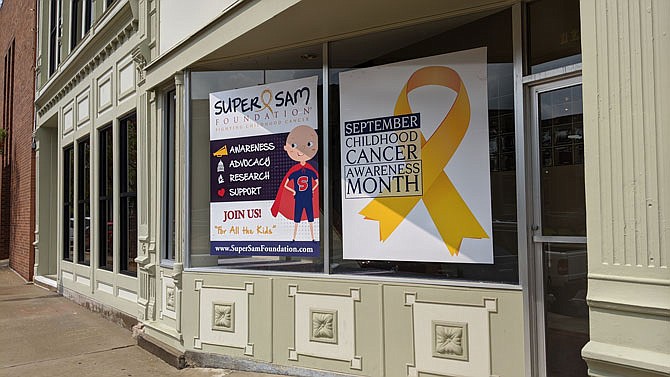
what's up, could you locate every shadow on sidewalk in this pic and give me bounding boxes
[0,264,286,377]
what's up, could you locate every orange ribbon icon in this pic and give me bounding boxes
[359,66,489,256]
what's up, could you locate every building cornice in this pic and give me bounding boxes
[35,0,139,119]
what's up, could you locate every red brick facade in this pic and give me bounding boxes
[0,0,37,280]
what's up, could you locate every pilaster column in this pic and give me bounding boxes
[173,72,185,333]
[33,131,41,278]
[580,1,669,376]
[137,88,156,321]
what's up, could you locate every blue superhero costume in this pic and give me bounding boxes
[271,162,319,222]
[288,167,318,222]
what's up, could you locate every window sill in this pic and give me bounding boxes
[160,259,175,269]
[184,265,522,291]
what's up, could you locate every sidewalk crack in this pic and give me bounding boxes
[0,344,136,369]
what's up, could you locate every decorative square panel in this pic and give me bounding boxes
[62,103,74,135]
[97,281,113,294]
[432,321,468,361]
[160,272,177,320]
[288,285,361,370]
[76,89,90,125]
[194,281,254,356]
[166,286,176,311]
[117,287,137,303]
[405,294,497,377]
[212,302,235,333]
[97,69,113,114]
[117,54,136,102]
[62,270,74,281]
[310,309,337,344]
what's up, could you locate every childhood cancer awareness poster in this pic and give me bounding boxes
[339,48,494,263]
[209,76,320,257]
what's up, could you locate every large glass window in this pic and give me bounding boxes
[77,137,90,265]
[328,9,517,283]
[189,44,324,272]
[99,125,113,270]
[527,0,581,74]
[120,113,137,276]
[163,90,176,261]
[2,40,14,164]
[188,9,518,283]
[538,85,585,236]
[70,0,92,49]
[49,0,61,76]
[63,145,74,261]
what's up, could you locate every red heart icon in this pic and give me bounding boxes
[217,188,226,197]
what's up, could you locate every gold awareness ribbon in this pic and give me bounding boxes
[359,66,488,256]
[258,89,273,112]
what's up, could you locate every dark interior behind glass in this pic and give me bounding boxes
[527,0,582,74]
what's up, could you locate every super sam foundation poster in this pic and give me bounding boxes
[339,48,493,263]
[209,76,320,257]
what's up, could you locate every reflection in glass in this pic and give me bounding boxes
[121,114,138,276]
[99,126,113,270]
[543,242,588,377]
[63,146,74,262]
[70,0,92,48]
[538,85,585,236]
[489,138,498,154]
[77,138,90,265]
[527,0,581,74]
[164,90,176,260]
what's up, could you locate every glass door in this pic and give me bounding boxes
[530,76,589,377]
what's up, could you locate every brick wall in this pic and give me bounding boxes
[0,0,37,280]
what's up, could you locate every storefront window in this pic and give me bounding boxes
[189,44,324,272]
[163,90,176,261]
[527,0,581,74]
[120,113,138,276]
[188,9,519,284]
[328,9,517,283]
[98,125,113,270]
[63,145,74,262]
[77,137,90,265]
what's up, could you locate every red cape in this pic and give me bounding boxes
[270,162,320,221]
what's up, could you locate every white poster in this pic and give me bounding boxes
[339,48,493,263]
[209,76,320,257]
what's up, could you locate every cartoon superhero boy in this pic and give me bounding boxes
[270,125,319,242]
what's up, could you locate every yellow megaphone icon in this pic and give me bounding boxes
[213,145,228,157]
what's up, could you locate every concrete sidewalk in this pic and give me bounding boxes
[0,262,281,377]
